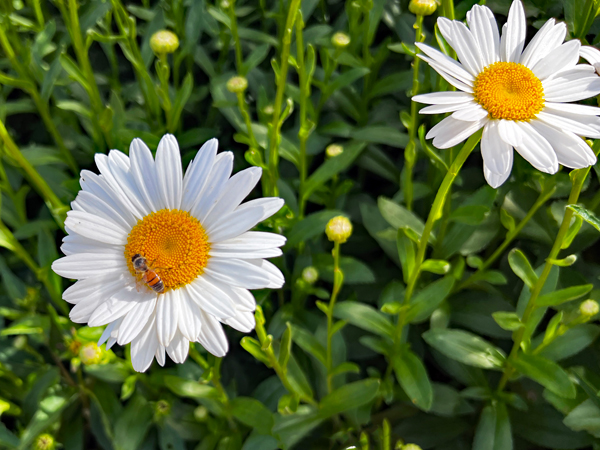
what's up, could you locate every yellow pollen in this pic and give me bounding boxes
[474,62,544,121]
[125,209,209,292]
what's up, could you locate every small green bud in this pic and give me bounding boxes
[79,342,103,365]
[226,75,248,93]
[402,444,424,450]
[154,399,171,418]
[150,30,180,55]
[194,406,209,422]
[580,299,599,317]
[302,266,319,284]
[331,31,350,48]
[33,434,56,450]
[263,104,274,115]
[326,216,353,244]
[326,143,344,158]
[408,0,437,16]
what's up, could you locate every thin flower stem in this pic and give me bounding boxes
[457,184,556,290]
[228,0,244,73]
[156,55,173,130]
[326,241,342,393]
[393,130,483,344]
[442,0,455,20]
[267,0,302,196]
[211,357,229,403]
[0,119,68,229]
[295,13,311,219]
[405,14,425,212]
[31,0,45,29]
[496,168,590,393]
[236,92,259,150]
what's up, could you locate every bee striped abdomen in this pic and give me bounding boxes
[143,270,164,293]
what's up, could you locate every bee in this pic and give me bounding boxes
[132,254,164,294]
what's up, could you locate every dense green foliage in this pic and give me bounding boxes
[2,0,600,449]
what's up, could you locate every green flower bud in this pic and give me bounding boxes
[302,266,319,285]
[408,0,437,16]
[194,405,209,421]
[402,444,423,450]
[226,76,248,93]
[580,299,599,317]
[326,216,353,244]
[33,434,56,450]
[263,104,274,115]
[326,143,343,158]
[79,342,103,365]
[331,32,350,48]
[150,30,180,55]
[154,399,171,418]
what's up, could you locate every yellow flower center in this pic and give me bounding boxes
[474,62,544,121]
[125,209,209,292]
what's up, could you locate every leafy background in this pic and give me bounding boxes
[2,0,600,449]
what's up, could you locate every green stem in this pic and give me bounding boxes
[441,0,455,19]
[236,92,259,149]
[267,0,302,196]
[296,13,310,219]
[458,185,556,290]
[326,241,342,393]
[228,0,244,73]
[496,168,590,393]
[0,119,67,229]
[405,14,424,212]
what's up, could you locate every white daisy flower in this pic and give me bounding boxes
[413,0,600,187]
[52,135,285,372]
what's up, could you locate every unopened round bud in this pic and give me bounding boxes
[194,405,209,422]
[263,104,274,115]
[220,0,231,8]
[326,144,343,158]
[226,76,248,93]
[402,444,423,450]
[326,216,353,244]
[154,399,171,417]
[332,32,350,48]
[79,342,103,365]
[150,30,180,55]
[580,299,599,316]
[33,434,56,450]
[408,0,437,16]
[302,266,319,284]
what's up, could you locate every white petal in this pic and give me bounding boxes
[497,119,523,147]
[207,198,284,243]
[181,139,218,212]
[204,258,279,289]
[117,296,157,345]
[416,43,474,84]
[156,345,166,366]
[544,72,600,102]
[178,289,203,341]
[481,121,513,175]
[187,276,237,319]
[520,20,566,68]
[61,234,122,256]
[72,191,132,232]
[63,273,122,303]
[426,116,486,149]
[466,4,500,66]
[79,170,137,227]
[212,282,256,312]
[52,253,126,279]
[501,0,526,63]
[223,309,255,333]
[98,320,119,346]
[513,121,559,173]
[450,21,484,75]
[544,102,600,116]
[156,289,179,346]
[531,40,580,81]
[484,163,511,188]
[130,314,159,372]
[424,57,474,92]
[412,91,475,105]
[437,17,456,50]
[189,152,234,221]
[68,276,128,322]
[202,167,262,230]
[581,46,600,65]
[196,310,228,357]
[537,110,600,138]
[166,331,189,364]
[88,284,149,327]
[452,104,489,121]
[65,210,127,246]
[419,101,476,115]
[247,259,285,289]
[156,134,183,210]
[530,120,597,168]
[130,138,161,214]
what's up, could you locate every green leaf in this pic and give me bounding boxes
[313,254,376,285]
[567,204,600,233]
[289,323,326,366]
[473,403,513,450]
[327,67,370,93]
[273,406,323,449]
[302,141,366,199]
[241,336,271,366]
[421,259,450,275]
[350,126,409,148]
[279,322,292,369]
[0,422,19,448]
[318,379,379,417]
[537,324,600,361]
[333,302,394,337]
[508,249,538,289]
[114,395,153,450]
[378,197,434,242]
[169,73,193,133]
[163,376,219,399]
[536,284,593,307]
[230,397,274,435]
[397,228,415,283]
[422,329,506,369]
[285,210,344,248]
[330,362,360,377]
[564,399,600,438]
[59,53,89,90]
[492,312,523,331]
[393,349,433,411]
[406,276,455,324]
[449,205,490,225]
[512,353,576,399]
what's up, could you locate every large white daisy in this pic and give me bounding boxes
[413,0,600,187]
[52,135,285,372]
